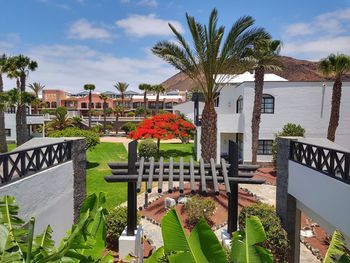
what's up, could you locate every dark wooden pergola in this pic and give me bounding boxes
[105,140,264,236]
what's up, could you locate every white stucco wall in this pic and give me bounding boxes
[241,81,350,162]
[4,113,16,142]
[288,161,350,240]
[0,161,74,243]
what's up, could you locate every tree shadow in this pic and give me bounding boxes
[86,161,99,169]
[159,148,194,160]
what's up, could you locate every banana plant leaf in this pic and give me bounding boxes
[231,216,272,263]
[324,230,350,263]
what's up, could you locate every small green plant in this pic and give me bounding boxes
[145,209,272,263]
[106,206,140,248]
[135,106,145,116]
[138,139,158,160]
[121,122,137,134]
[272,123,305,162]
[48,127,100,150]
[184,196,216,227]
[127,111,135,117]
[323,230,350,263]
[0,193,113,262]
[239,203,290,262]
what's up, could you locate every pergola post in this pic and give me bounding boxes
[227,140,239,235]
[127,140,138,236]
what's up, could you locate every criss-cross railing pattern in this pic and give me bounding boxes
[290,140,350,184]
[0,141,72,184]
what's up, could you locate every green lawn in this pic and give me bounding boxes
[86,142,128,210]
[7,144,16,151]
[86,142,195,210]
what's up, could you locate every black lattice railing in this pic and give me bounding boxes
[289,140,350,184]
[0,141,72,185]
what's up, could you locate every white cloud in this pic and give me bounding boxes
[283,8,350,38]
[281,8,350,60]
[283,36,350,61]
[116,14,184,37]
[2,44,177,92]
[68,19,113,41]
[138,0,157,8]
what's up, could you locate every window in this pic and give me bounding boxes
[45,102,50,108]
[51,102,57,108]
[96,102,102,109]
[5,129,11,137]
[236,96,243,113]
[258,140,273,155]
[81,102,87,109]
[261,94,274,114]
[7,106,16,113]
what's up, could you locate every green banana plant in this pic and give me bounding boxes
[145,209,272,263]
[323,230,350,263]
[0,193,113,263]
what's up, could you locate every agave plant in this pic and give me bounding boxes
[0,193,113,262]
[145,209,272,263]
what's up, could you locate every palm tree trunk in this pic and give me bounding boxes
[121,94,125,117]
[200,100,217,162]
[155,93,159,114]
[115,113,119,134]
[17,73,29,145]
[144,91,147,117]
[327,76,342,142]
[0,73,8,153]
[88,91,92,128]
[103,101,106,133]
[251,66,265,164]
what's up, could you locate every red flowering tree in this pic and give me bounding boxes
[129,113,195,150]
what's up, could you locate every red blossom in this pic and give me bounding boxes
[128,113,195,142]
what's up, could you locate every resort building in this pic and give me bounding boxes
[173,72,350,163]
[41,89,187,116]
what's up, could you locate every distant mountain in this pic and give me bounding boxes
[162,56,350,91]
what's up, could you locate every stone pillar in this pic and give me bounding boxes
[71,138,87,222]
[276,137,301,263]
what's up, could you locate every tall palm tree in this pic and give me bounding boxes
[0,54,8,153]
[318,54,350,142]
[114,82,129,116]
[4,55,38,145]
[152,84,166,114]
[139,83,152,115]
[99,94,108,133]
[28,82,45,114]
[152,8,269,161]
[249,38,282,164]
[114,105,122,134]
[83,84,95,128]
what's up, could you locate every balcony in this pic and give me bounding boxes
[26,114,45,125]
[217,112,244,133]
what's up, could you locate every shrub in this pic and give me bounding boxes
[127,111,135,117]
[135,106,145,116]
[121,122,137,134]
[48,127,100,151]
[239,203,290,262]
[105,124,113,130]
[272,123,306,162]
[106,206,140,247]
[138,139,158,160]
[184,196,216,227]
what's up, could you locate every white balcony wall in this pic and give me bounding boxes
[27,114,45,125]
[288,161,350,240]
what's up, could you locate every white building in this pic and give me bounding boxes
[173,72,350,163]
[4,106,44,143]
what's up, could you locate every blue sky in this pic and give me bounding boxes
[1,0,349,92]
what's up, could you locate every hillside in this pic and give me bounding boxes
[162,56,350,91]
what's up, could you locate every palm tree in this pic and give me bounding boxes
[114,105,122,134]
[4,55,38,145]
[249,38,282,164]
[152,84,166,114]
[318,54,350,142]
[152,8,269,161]
[99,94,108,133]
[28,82,45,114]
[114,82,129,116]
[0,54,8,153]
[83,84,95,128]
[139,83,152,115]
